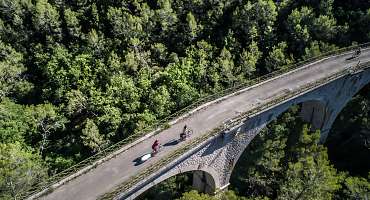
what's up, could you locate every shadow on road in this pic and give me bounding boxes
[133,153,151,166]
[346,56,356,61]
[133,157,143,166]
[164,139,179,147]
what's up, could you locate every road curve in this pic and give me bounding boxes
[39,49,370,200]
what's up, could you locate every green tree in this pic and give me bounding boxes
[44,152,75,175]
[338,175,370,200]
[265,42,294,72]
[186,12,201,42]
[68,53,98,92]
[0,100,66,155]
[278,125,343,200]
[139,173,192,200]
[155,0,178,33]
[286,4,346,54]
[86,29,106,57]
[326,86,370,175]
[230,108,297,198]
[286,6,313,53]
[223,190,249,200]
[311,15,341,41]
[148,85,173,118]
[215,47,235,86]
[123,38,151,73]
[0,42,32,99]
[151,43,169,67]
[39,45,72,100]
[0,0,33,48]
[96,105,122,140]
[177,190,215,200]
[63,8,81,40]
[233,0,277,44]
[28,104,67,154]
[0,142,47,200]
[183,40,214,92]
[33,0,61,42]
[81,119,104,152]
[363,9,370,41]
[231,106,345,199]
[107,74,140,112]
[106,73,141,113]
[238,41,261,79]
[106,7,148,42]
[64,89,87,117]
[318,0,334,14]
[0,99,29,144]
[303,41,337,60]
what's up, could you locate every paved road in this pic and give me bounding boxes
[40,49,370,200]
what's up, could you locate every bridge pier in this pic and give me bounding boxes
[300,100,328,130]
[300,100,337,143]
[192,170,216,194]
[299,71,370,143]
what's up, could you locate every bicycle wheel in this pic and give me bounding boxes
[186,129,193,136]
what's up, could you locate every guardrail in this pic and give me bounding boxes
[100,60,370,200]
[22,43,370,199]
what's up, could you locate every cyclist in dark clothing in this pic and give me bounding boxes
[152,140,160,154]
[356,47,361,56]
[180,125,187,141]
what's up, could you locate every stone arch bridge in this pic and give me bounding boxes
[30,47,370,200]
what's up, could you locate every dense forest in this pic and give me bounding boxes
[0,0,370,199]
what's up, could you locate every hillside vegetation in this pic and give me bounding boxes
[0,0,370,199]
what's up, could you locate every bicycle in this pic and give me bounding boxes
[185,129,193,137]
[179,128,193,142]
[151,144,162,157]
[352,48,361,58]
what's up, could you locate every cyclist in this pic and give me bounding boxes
[356,47,361,56]
[152,139,160,154]
[180,125,188,141]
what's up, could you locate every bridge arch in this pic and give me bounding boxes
[328,81,370,132]
[225,69,370,187]
[124,167,219,200]
[224,98,328,185]
[325,82,370,175]
[319,72,370,142]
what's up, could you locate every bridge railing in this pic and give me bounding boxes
[23,43,370,199]
[101,60,370,200]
